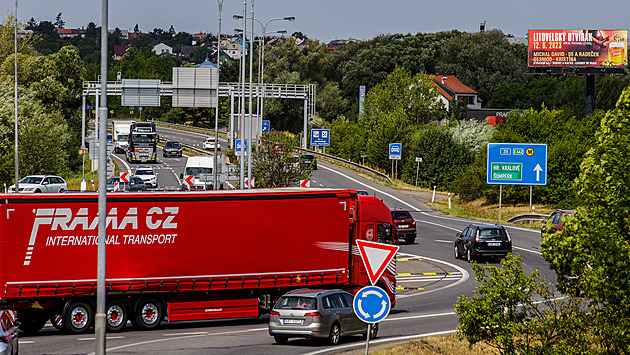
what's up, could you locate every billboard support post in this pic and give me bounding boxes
[586,74,595,116]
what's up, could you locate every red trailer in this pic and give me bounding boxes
[0,188,397,334]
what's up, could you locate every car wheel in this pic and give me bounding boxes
[59,188,67,193]
[131,297,162,330]
[454,244,461,259]
[328,323,341,345]
[363,323,378,339]
[106,299,129,332]
[274,336,288,344]
[466,246,474,263]
[64,301,94,334]
[34,189,42,193]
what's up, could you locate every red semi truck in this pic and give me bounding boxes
[0,188,397,334]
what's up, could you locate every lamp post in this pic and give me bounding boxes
[238,0,246,189]
[234,15,295,121]
[14,0,19,192]
[213,0,224,191]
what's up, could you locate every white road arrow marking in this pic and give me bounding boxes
[373,300,387,319]
[534,164,543,181]
[357,300,370,318]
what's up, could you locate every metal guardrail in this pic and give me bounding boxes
[294,147,393,185]
[507,213,550,223]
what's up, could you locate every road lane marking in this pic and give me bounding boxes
[79,336,125,341]
[91,327,267,354]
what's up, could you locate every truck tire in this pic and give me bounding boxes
[106,299,129,332]
[131,297,162,330]
[17,309,48,334]
[64,301,94,334]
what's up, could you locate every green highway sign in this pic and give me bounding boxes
[491,163,522,181]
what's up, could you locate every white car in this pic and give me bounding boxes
[8,175,68,193]
[203,137,221,151]
[134,168,158,188]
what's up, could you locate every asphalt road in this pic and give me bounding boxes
[20,129,553,354]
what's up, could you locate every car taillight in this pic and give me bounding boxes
[304,312,322,318]
[506,230,511,242]
[412,221,416,226]
[475,230,480,242]
[270,311,280,316]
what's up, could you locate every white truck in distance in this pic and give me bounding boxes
[112,120,134,154]
[180,156,222,190]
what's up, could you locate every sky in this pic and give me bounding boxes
[1,0,629,43]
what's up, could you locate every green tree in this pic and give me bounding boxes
[542,86,630,352]
[456,254,593,355]
[251,139,311,188]
[361,66,444,128]
[436,29,526,104]
[54,13,65,29]
[0,82,72,184]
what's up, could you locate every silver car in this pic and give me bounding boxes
[8,175,68,193]
[268,289,377,345]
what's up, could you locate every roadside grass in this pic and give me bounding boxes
[365,334,498,355]
[427,197,555,230]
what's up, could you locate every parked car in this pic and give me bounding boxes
[0,310,18,355]
[8,175,68,193]
[454,224,512,262]
[203,137,221,151]
[106,175,147,192]
[135,167,158,188]
[269,289,377,345]
[163,140,183,158]
[390,208,416,244]
[300,154,317,170]
[541,209,573,236]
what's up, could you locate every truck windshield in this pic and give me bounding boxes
[185,167,213,177]
[132,133,155,143]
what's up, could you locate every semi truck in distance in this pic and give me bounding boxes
[1,188,397,334]
[112,120,134,154]
[126,122,157,163]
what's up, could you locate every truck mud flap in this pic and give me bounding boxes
[167,299,258,322]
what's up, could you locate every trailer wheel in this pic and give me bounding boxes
[106,299,129,332]
[17,309,48,334]
[131,297,162,330]
[64,301,94,334]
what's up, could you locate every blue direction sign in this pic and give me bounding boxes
[487,143,548,185]
[388,143,402,160]
[262,120,270,133]
[310,129,330,146]
[235,139,247,153]
[353,286,391,324]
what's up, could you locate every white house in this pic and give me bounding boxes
[152,43,173,56]
[431,75,482,110]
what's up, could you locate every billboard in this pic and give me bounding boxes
[528,29,627,67]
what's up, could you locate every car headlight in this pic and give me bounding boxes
[24,187,35,191]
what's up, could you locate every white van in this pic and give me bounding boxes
[180,156,222,190]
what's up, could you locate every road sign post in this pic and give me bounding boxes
[388,143,402,179]
[487,143,548,220]
[262,120,270,133]
[415,157,422,186]
[353,285,391,355]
